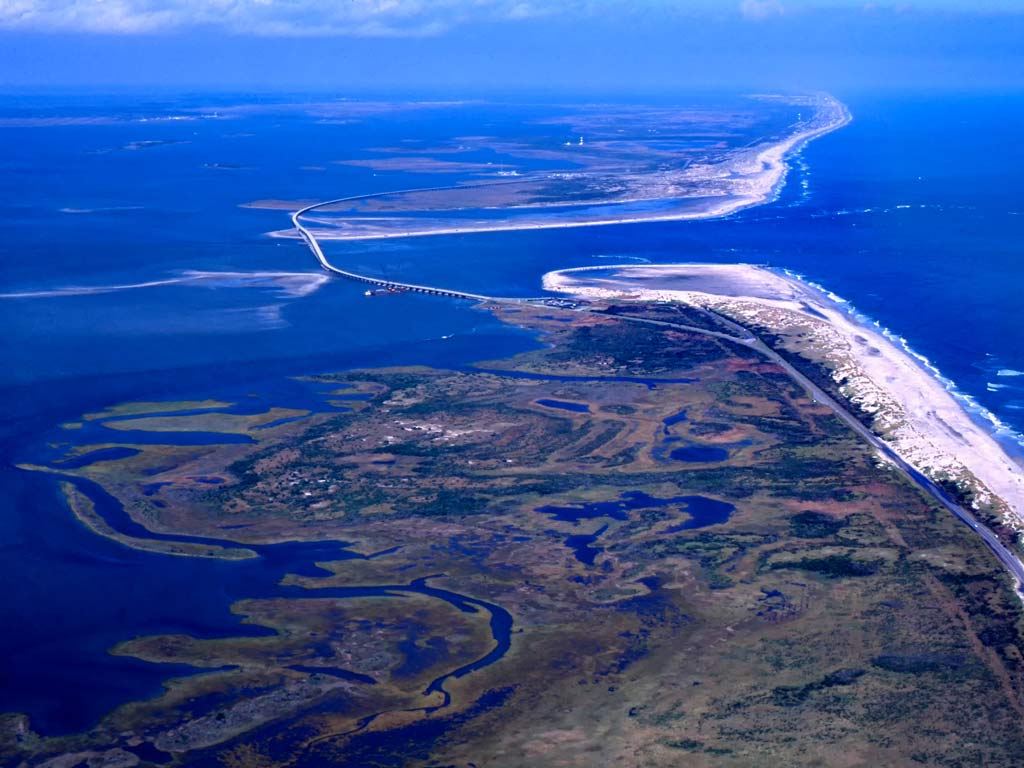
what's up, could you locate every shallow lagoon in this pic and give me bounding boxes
[3,90,1024,736]
[535,398,590,413]
[538,491,736,564]
[0,331,537,734]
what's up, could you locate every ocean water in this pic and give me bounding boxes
[1,90,1022,734]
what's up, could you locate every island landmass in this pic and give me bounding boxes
[7,92,1024,767]
[8,297,1024,766]
[255,93,850,244]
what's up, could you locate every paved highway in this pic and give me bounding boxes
[605,307,1024,597]
[292,198,1024,599]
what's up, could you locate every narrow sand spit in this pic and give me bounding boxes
[271,95,851,243]
[543,263,1024,534]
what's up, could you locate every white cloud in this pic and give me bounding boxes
[739,0,785,20]
[0,0,1020,36]
[0,0,501,36]
[0,0,653,36]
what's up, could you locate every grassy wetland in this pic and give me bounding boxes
[7,303,1024,767]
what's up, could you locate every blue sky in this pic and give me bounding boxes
[1,1,1022,90]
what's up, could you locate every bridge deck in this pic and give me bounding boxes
[293,202,494,302]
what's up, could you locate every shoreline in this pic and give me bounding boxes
[277,94,851,244]
[757,96,853,206]
[776,267,1024,464]
[542,263,1024,540]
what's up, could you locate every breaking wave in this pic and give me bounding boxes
[779,268,1024,453]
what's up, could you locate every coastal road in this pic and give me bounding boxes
[291,188,1024,599]
[603,307,1024,596]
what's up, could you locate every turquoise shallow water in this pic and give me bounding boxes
[0,90,1021,733]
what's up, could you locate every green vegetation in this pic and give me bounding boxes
[12,304,1024,768]
[767,550,883,578]
[770,668,866,707]
[789,510,847,538]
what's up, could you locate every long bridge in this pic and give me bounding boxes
[291,198,495,302]
[291,183,555,304]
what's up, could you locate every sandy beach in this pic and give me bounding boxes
[271,95,851,243]
[543,263,1024,536]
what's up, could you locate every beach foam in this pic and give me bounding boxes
[777,268,1024,457]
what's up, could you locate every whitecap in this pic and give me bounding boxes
[219,304,287,331]
[997,369,1024,377]
[776,268,1024,452]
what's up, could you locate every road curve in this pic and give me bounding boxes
[291,199,1024,601]
[292,182,549,303]
[292,197,493,302]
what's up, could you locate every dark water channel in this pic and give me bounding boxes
[537,491,736,564]
[2,462,513,736]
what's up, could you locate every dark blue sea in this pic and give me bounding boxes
[1,90,1022,735]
